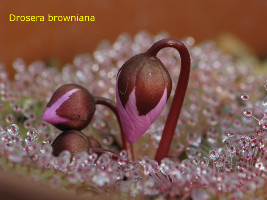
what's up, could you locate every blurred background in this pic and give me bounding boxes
[1,0,267,77]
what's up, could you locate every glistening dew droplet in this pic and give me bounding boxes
[243,108,252,116]
[187,131,201,147]
[185,147,201,159]
[209,148,219,161]
[7,124,19,136]
[27,128,39,140]
[201,157,209,166]
[227,130,235,137]
[263,97,267,107]
[259,118,267,129]
[241,93,249,101]
[214,156,224,168]
[6,114,15,124]
[25,136,32,145]
[227,144,236,154]
[264,80,267,91]
[239,136,250,148]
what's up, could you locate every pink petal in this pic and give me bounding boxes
[42,88,80,124]
[117,86,167,143]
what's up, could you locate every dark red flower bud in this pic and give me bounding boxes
[116,53,172,143]
[52,130,91,157]
[42,84,95,130]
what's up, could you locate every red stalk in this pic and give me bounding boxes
[146,38,191,163]
[94,96,134,161]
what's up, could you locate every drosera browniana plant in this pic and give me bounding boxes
[0,31,266,199]
[42,38,191,164]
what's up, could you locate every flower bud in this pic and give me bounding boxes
[52,130,91,157]
[116,53,172,143]
[42,84,95,130]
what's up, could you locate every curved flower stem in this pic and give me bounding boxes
[94,96,134,161]
[146,38,191,163]
[91,147,120,159]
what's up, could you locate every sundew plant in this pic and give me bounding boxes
[0,31,266,200]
